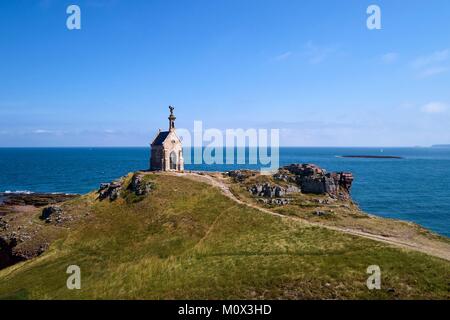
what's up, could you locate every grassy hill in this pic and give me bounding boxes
[0,173,449,299]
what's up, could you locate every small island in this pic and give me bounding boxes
[339,155,403,159]
[432,144,450,148]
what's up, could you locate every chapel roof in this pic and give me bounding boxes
[151,131,170,146]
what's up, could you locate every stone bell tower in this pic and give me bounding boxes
[168,105,176,131]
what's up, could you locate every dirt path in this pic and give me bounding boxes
[176,172,450,262]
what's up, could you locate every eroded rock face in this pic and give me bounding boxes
[128,173,154,196]
[339,172,354,192]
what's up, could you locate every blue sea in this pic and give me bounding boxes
[0,147,449,237]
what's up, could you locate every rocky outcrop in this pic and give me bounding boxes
[98,173,155,201]
[230,163,354,200]
[339,172,354,192]
[272,170,297,183]
[128,173,154,196]
[283,163,326,176]
[257,198,291,206]
[41,206,62,221]
[249,183,300,198]
[228,170,257,182]
[39,205,73,224]
[247,180,301,206]
[98,182,122,201]
[281,164,354,199]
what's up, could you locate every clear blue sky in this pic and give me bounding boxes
[1,0,449,147]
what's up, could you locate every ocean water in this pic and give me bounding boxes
[0,147,449,237]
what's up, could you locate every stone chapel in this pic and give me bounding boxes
[150,106,184,171]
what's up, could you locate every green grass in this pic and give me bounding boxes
[0,174,449,299]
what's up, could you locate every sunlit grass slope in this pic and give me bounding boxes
[0,174,448,299]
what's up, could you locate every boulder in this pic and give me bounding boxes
[248,183,300,200]
[128,173,154,196]
[249,183,282,198]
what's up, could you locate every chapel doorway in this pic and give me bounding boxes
[170,151,177,170]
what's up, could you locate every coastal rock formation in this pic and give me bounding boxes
[272,170,297,183]
[229,163,354,200]
[98,182,122,201]
[339,173,354,191]
[283,163,326,176]
[248,183,300,198]
[128,173,154,196]
[98,173,155,201]
[281,164,354,199]
[228,170,257,182]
